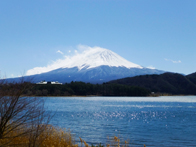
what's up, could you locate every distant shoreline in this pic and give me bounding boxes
[28,94,196,98]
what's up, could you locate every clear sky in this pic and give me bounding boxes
[0,0,195,78]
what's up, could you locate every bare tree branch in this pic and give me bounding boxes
[0,79,51,147]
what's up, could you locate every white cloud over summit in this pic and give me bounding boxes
[26,45,102,75]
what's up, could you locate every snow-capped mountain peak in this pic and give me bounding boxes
[26,46,144,76]
[62,47,143,70]
[21,46,165,83]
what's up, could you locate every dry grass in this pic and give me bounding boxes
[0,125,146,147]
[0,125,77,147]
[106,136,128,147]
[79,136,132,147]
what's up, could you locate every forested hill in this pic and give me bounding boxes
[108,72,196,95]
[186,72,196,85]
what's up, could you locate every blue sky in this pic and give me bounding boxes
[0,0,195,78]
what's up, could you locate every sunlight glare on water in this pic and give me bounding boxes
[45,96,196,146]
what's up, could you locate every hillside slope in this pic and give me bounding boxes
[108,72,196,95]
[186,72,196,85]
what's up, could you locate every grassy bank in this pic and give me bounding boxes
[0,125,75,147]
[0,124,134,147]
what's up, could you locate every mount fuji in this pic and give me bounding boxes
[9,47,165,83]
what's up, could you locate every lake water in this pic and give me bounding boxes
[44,96,196,146]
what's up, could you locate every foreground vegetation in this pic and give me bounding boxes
[0,81,146,147]
[0,125,132,147]
[0,125,76,147]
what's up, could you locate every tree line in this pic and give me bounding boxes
[19,81,150,96]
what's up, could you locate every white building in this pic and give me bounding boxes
[36,81,62,85]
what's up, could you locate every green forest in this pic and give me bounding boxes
[9,81,150,97]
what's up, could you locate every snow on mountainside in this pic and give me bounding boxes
[61,47,143,70]
[26,46,143,76]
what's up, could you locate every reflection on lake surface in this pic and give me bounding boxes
[44,96,196,146]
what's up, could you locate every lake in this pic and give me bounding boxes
[44,96,196,146]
